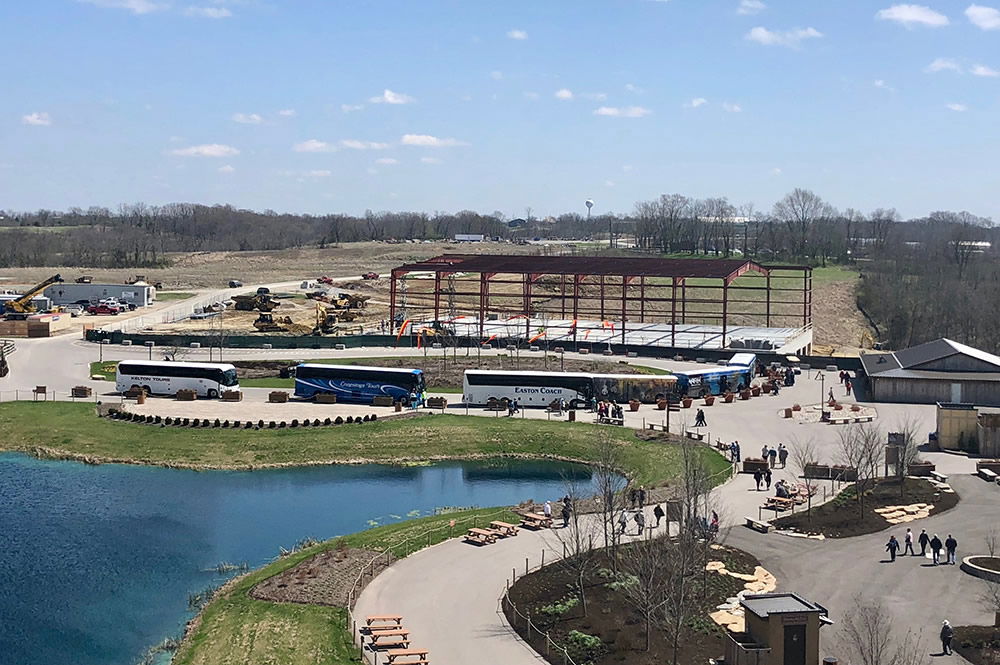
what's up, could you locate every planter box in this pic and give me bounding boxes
[743,458,769,474]
[221,390,242,402]
[751,386,761,397]
[71,386,93,398]
[976,460,1000,474]
[629,400,641,412]
[372,395,394,407]
[268,391,289,403]
[740,390,751,400]
[176,389,197,401]
[723,394,735,404]
[315,393,337,404]
[804,463,831,479]
[426,397,448,409]
[907,462,936,477]
[792,404,802,411]
[784,407,794,419]
[704,396,716,406]
[656,399,668,411]
[681,398,693,408]
[762,384,772,394]
[831,465,858,482]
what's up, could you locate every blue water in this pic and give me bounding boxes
[0,453,595,665]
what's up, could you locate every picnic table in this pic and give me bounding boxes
[386,648,430,664]
[490,520,519,537]
[521,512,553,529]
[369,628,410,649]
[764,497,795,512]
[465,527,498,545]
[366,615,403,627]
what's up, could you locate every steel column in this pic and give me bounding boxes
[389,272,397,332]
[478,273,488,337]
[572,275,581,343]
[433,273,442,325]
[766,273,772,327]
[560,274,566,318]
[671,278,677,347]
[620,276,629,344]
[722,281,729,348]
[639,276,646,323]
[600,275,605,321]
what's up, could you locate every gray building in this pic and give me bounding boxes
[861,338,1000,406]
[43,283,156,307]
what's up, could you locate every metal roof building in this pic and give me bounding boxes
[861,338,1000,405]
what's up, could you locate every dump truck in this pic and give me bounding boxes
[232,294,280,312]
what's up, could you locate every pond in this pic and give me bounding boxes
[0,452,596,665]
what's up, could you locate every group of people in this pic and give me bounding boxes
[694,408,707,427]
[506,399,521,416]
[727,441,742,464]
[837,370,854,396]
[885,528,959,566]
[597,401,624,421]
[760,443,788,468]
[541,497,573,528]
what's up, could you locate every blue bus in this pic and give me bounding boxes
[293,364,425,405]
[674,354,758,397]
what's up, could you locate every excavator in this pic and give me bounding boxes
[3,274,63,319]
[313,303,338,335]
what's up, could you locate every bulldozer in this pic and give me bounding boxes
[232,294,280,312]
[313,303,338,335]
[253,313,292,332]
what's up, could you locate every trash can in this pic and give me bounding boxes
[137,391,146,405]
[568,410,576,422]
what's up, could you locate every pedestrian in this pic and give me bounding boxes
[761,444,769,460]
[930,533,943,565]
[543,501,552,519]
[941,620,954,655]
[768,447,777,468]
[886,535,900,562]
[695,408,707,427]
[778,444,788,468]
[710,510,719,533]
[734,441,741,462]
[729,441,737,463]
[828,387,834,403]
[653,503,665,528]
[561,502,571,528]
[772,381,780,396]
[919,529,930,556]
[904,528,915,556]
[839,370,847,385]
[945,534,958,565]
[753,469,763,491]
[618,509,628,535]
[764,468,772,490]
[637,485,646,508]
[628,487,637,509]
[634,510,645,535]
[845,379,852,396]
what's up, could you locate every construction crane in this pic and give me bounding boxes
[3,274,63,319]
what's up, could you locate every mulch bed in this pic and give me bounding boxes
[504,543,760,665]
[954,625,1000,665]
[969,557,1000,574]
[772,477,959,538]
[250,546,394,607]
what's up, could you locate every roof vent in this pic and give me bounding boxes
[877,356,886,364]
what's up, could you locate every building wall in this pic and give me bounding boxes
[44,283,154,307]
[872,377,1000,407]
[978,414,1000,458]
[937,405,979,450]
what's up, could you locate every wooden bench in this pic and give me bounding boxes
[520,512,553,529]
[854,416,874,423]
[763,497,795,512]
[685,429,705,441]
[386,648,430,664]
[979,468,999,482]
[598,416,624,426]
[464,527,498,545]
[369,628,410,648]
[930,471,949,483]
[490,521,519,537]
[366,615,403,626]
[647,423,668,432]
[745,517,771,533]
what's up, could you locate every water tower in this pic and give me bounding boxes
[585,199,594,220]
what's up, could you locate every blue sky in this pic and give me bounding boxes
[2,1,999,220]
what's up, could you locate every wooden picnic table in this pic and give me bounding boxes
[366,615,404,626]
[370,629,410,643]
[465,527,497,545]
[521,512,553,529]
[490,520,519,537]
[386,648,430,664]
[764,496,795,511]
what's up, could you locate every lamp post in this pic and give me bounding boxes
[145,340,155,361]
[815,371,826,420]
[99,338,109,363]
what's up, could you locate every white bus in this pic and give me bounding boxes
[116,360,240,398]
[462,370,677,408]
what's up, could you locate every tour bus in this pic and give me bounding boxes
[116,360,239,398]
[673,353,758,397]
[462,370,677,408]
[293,364,426,405]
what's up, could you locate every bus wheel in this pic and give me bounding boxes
[207,389,219,399]
[129,384,140,394]
[143,386,152,396]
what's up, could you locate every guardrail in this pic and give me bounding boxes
[1,339,15,357]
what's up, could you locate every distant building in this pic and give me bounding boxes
[453,234,485,242]
[44,283,155,307]
[861,338,1000,405]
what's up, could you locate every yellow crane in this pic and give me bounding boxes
[3,274,63,319]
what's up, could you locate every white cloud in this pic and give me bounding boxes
[771,167,783,175]
[966,4,1000,29]
[972,63,1000,76]
[738,0,766,15]
[876,4,950,27]
[341,104,364,113]
[507,29,528,40]
[401,134,467,148]
[873,79,896,91]
[490,70,504,80]
[293,139,335,153]
[218,164,235,173]
[340,139,389,150]
[925,57,962,73]
[369,89,415,105]
[375,157,399,165]
[745,26,823,47]
[170,143,240,157]
[77,0,166,14]
[306,170,332,177]
[722,102,743,113]
[184,6,232,18]
[554,88,574,100]
[22,112,51,126]
[420,157,442,164]
[593,106,651,118]
[277,109,296,117]
[232,112,262,124]
[604,180,616,188]
[946,102,968,111]
[685,97,708,108]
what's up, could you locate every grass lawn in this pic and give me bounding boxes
[155,292,196,301]
[0,402,730,486]
[174,506,519,665]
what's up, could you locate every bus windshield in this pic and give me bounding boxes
[221,369,239,386]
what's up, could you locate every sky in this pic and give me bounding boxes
[1,1,999,220]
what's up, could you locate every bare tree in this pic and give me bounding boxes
[593,431,629,556]
[617,536,672,651]
[986,527,999,559]
[551,475,601,616]
[840,595,924,665]
[838,422,883,518]
[772,188,835,258]
[891,413,923,498]
[981,580,1000,630]
[789,436,821,517]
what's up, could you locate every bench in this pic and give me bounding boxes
[598,417,624,426]
[386,648,430,665]
[854,416,873,423]
[763,497,795,512]
[369,629,410,648]
[930,471,949,483]
[365,615,403,627]
[745,517,771,533]
[490,521,519,537]
[647,423,668,432]
[979,468,999,482]
[465,527,498,545]
[33,386,47,401]
[685,430,705,441]
[520,512,553,529]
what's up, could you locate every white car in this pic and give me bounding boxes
[62,304,85,317]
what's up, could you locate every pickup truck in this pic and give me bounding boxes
[87,303,120,315]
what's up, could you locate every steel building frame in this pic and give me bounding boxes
[388,254,812,346]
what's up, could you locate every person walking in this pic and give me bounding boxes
[778,444,788,468]
[734,441,741,463]
[753,469,763,491]
[628,487,637,509]
[637,486,646,508]
[945,534,958,565]
[904,528,916,556]
[886,535,900,562]
[543,501,552,520]
[653,503,665,528]
[695,409,707,428]
[764,468,772,491]
[919,529,930,556]
[828,387,835,403]
[761,444,769,460]
[930,534,943,565]
[634,510,645,536]
[768,447,778,468]
[618,509,629,535]
[941,620,954,655]
[561,502,571,528]
[845,378,853,396]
